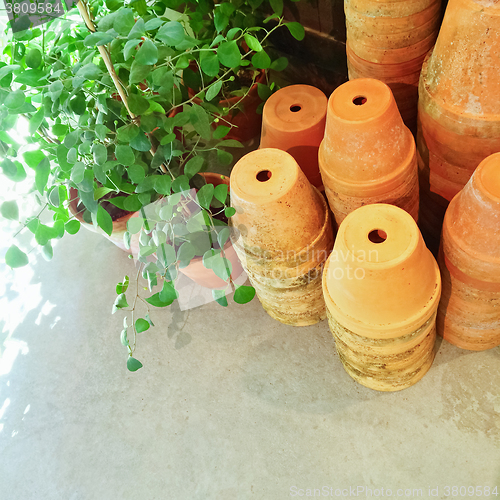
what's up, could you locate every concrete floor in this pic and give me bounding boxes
[0,224,499,499]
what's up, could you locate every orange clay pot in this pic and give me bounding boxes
[417,0,500,250]
[230,148,334,326]
[176,173,244,289]
[68,187,138,253]
[437,154,500,350]
[345,0,441,131]
[323,203,441,391]
[259,85,327,189]
[319,78,419,230]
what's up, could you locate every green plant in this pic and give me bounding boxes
[0,0,305,371]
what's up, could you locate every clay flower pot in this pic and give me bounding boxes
[259,84,327,189]
[345,0,441,131]
[323,203,441,391]
[68,187,138,253]
[230,148,334,326]
[437,153,500,350]
[319,78,419,229]
[178,172,244,289]
[417,0,500,251]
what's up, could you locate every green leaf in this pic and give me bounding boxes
[4,90,25,109]
[128,94,149,115]
[41,242,53,261]
[93,143,107,166]
[217,41,241,68]
[5,245,28,268]
[67,148,77,165]
[71,162,86,184]
[70,94,86,115]
[270,56,288,72]
[95,124,110,141]
[29,107,44,136]
[285,22,305,41]
[117,123,140,142]
[130,132,151,152]
[128,18,145,39]
[257,82,273,101]
[35,158,50,195]
[127,357,143,372]
[214,184,228,204]
[218,139,243,148]
[152,67,174,90]
[94,186,115,200]
[217,227,230,248]
[1,159,25,182]
[115,145,135,166]
[65,220,81,235]
[135,318,150,333]
[157,243,176,268]
[251,50,271,70]
[227,27,241,41]
[64,130,80,149]
[97,205,113,236]
[225,206,236,218]
[48,80,63,101]
[136,39,158,65]
[159,280,177,303]
[76,63,102,80]
[160,132,176,145]
[127,216,144,234]
[270,0,284,15]
[1,200,19,220]
[113,8,135,36]
[128,164,145,184]
[234,285,256,304]
[26,48,42,68]
[124,39,141,60]
[129,63,153,85]
[120,328,129,346]
[213,125,230,139]
[217,149,233,166]
[145,313,154,327]
[244,33,263,52]
[112,292,129,313]
[200,52,219,78]
[14,69,47,87]
[206,80,222,102]
[197,183,214,210]
[145,291,174,307]
[212,289,228,307]
[84,31,115,47]
[191,105,211,140]
[156,21,185,46]
[177,241,196,268]
[184,156,204,178]
[52,123,68,137]
[214,9,229,33]
[144,18,164,31]
[0,65,20,82]
[116,275,130,294]
[155,175,172,195]
[212,254,232,281]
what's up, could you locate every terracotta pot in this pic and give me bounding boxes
[259,85,327,189]
[437,153,500,350]
[323,203,441,391]
[68,187,138,253]
[417,0,500,249]
[345,0,441,131]
[230,148,334,326]
[319,78,419,229]
[177,172,244,289]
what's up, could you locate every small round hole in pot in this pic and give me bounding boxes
[256,170,272,182]
[353,96,367,106]
[368,229,387,243]
[290,104,302,112]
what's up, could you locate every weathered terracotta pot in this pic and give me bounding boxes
[323,203,441,391]
[437,153,500,350]
[260,85,327,189]
[178,172,244,289]
[319,78,419,229]
[345,0,441,131]
[230,148,334,326]
[68,187,138,253]
[417,0,500,251]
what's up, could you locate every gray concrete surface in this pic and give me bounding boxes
[0,227,499,500]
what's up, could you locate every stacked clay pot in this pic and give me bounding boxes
[319,78,419,229]
[260,85,328,189]
[345,0,441,131]
[230,148,334,326]
[417,0,500,253]
[437,153,500,351]
[323,204,441,391]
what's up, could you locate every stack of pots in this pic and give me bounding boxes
[260,85,328,190]
[437,153,500,351]
[319,78,419,229]
[323,203,441,391]
[417,0,500,253]
[345,0,441,131]
[229,148,334,326]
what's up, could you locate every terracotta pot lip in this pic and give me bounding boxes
[476,153,500,202]
[261,84,327,133]
[318,134,416,195]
